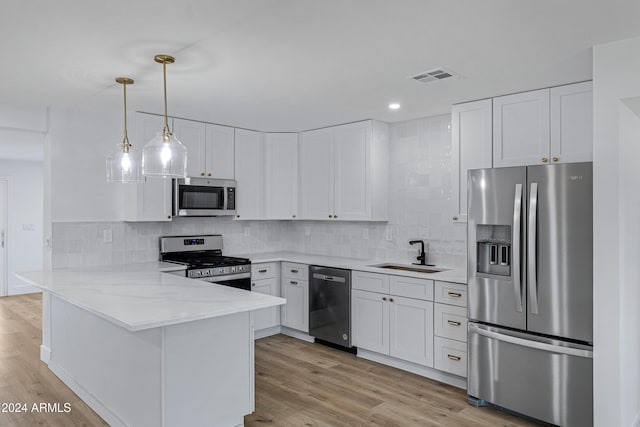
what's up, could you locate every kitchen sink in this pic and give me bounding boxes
[368,263,447,274]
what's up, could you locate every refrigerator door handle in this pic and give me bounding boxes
[512,183,524,313]
[469,323,593,359]
[528,182,539,315]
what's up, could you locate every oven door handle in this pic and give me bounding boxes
[198,272,251,282]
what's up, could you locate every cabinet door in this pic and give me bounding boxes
[173,118,206,178]
[493,89,550,167]
[389,296,434,367]
[298,128,334,220]
[451,99,492,223]
[265,133,298,219]
[281,279,308,332]
[234,129,264,219]
[351,290,389,354]
[333,121,371,220]
[205,124,235,179]
[124,113,172,221]
[252,277,280,330]
[550,81,593,163]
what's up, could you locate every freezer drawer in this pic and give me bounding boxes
[468,323,592,426]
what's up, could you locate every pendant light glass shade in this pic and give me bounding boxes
[106,77,141,183]
[141,130,187,177]
[142,54,187,178]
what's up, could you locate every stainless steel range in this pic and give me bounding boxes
[160,235,251,290]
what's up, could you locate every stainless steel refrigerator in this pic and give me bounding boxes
[467,162,593,427]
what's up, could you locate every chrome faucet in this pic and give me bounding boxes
[409,240,427,265]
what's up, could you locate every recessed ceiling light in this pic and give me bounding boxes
[389,103,400,110]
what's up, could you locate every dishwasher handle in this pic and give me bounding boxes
[312,273,346,283]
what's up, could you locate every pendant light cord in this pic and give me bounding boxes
[122,82,130,152]
[162,60,171,137]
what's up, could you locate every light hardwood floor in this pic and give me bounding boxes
[0,294,539,427]
[246,335,540,427]
[0,293,107,427]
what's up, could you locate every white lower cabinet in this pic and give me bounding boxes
[281,263,309,332]
[352,271,467,378]
[352,289,389,354]
[433,280,469,378]
[352,290,434,368]
[389,296,434,367]
[251,277,280,331]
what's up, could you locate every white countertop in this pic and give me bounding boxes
[230,251,467,284]
[17,262,285,332]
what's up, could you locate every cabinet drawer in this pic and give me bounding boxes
[389,275,433,301]
[434,303,467,342]
[434,281,467,307]
[434,336,467,378]
[282,263,308,280]
[251,262,277,279]
[353,271,390,293]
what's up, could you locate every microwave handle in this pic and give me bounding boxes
[172,179,179,217]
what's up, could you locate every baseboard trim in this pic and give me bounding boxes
[280,327,314,343]
[47,361,126,427]
[255,325,281,339]
[40,345,51,364]
[357,349,467,389]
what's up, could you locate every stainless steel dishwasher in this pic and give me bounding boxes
[309,265,352,348]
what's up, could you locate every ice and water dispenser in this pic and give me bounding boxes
[476,224,511,277]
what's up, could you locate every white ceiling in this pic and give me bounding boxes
[2,0,640,132]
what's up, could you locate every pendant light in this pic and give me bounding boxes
[142,54,187,178]
[106,77,141,183]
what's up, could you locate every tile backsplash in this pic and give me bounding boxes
[52,114,466,269]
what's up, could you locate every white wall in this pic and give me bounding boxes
[593,36,640,427]
[0,160,44,295]
[49,107,125,222]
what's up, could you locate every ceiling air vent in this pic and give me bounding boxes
[411,68,457,84]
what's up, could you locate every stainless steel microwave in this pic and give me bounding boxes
[172,178,237,217]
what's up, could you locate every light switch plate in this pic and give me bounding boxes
[103,229,113,243]
[385,227,393,241]
[304,227,311,236]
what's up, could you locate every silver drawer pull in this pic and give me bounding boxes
[447,292,462,298]
[447,320,461,326]
[290,281,298,285]
[291,269,299,273]
[447,354,461,362]
[258,269,268,273]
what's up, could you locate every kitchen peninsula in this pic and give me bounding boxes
[17,263,285,427]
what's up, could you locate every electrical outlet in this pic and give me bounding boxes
[385,227,393,241]
[244,227,251,237]
[304,226,311,236]
[362,228,369,240]
[103,229,113,243]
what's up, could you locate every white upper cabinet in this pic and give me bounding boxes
[299,127,334,220]
[206,124,235,179]
[265,133,298,220]
[492,82,593,167]
[173,119,235,179]
[550,81,593,163]
[234,129,264,219]
[173,118,206,178]
[451,99,492,223]
[334,121,371,220]
[493,88,550,167]
[123,113,173,222]
[299,120,388,221]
